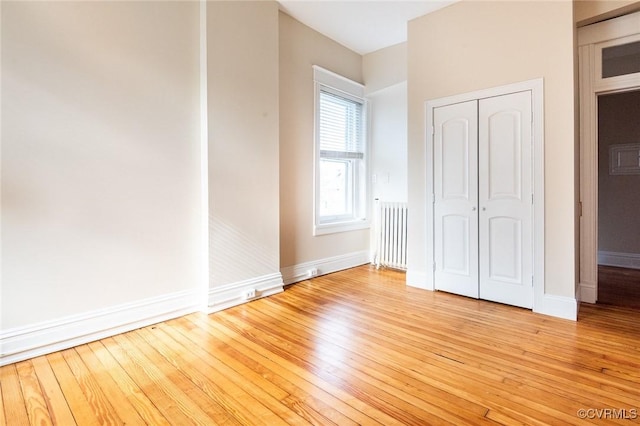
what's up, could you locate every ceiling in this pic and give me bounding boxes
[277,0,456,55]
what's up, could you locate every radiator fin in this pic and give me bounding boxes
[375,201,408,270]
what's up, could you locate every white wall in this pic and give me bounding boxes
[1,1,202,332]
[367,83,408,204]
[206,1,283,308]
[407,1,577,309]
[364,43,408,204]
[279,11,369,279]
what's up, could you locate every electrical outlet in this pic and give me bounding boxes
[244,288,256,300]
[307,268,318,277]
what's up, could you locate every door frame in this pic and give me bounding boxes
[425,78,544,311]
[578,11,640,303]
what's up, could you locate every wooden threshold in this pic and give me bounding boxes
[1,265,640,425]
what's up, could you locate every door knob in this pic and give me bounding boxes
[472,206,477,211]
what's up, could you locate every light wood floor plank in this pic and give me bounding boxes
[15,360,52,426]
[245,294,581,425]
[73,344,147,426]
[153,321,343,425]
[86,341,170,426]
[134,325,287,425]
[185,312,402,425]
[107,333,222,425]
[29,356,77,426]
[279,287,639,414]
[61,348,124,425]
[232,300,495,424]
[0,377,5,426]
[2,266,640,424]
[0,364,30,425]
[167,316,361,426]
[45,351,101,425]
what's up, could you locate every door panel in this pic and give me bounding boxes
[488,217,522,283]
[479,91,533,308]
[442,214,470,275]
[442,119,471,200]
[434,101,479,298]
[487,111,522,200]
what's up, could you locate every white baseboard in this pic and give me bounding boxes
[406,269,433,291]
[207,272,284,313]
[579,282,597,304]
[598,250,640,270]
[281,250,369,285]
[0,289,200,367]
[534,293,577,321]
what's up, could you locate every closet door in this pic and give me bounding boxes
[433,101,479,298]
[478,91,533,308]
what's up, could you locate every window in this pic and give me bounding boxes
[313,66,368,235]
[602,40,640,79]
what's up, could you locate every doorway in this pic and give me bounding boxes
[597,90,640,308]
[577,10,640,304]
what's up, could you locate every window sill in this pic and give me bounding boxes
[313,219,369,236]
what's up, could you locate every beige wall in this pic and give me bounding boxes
[574,0,640,24]
[1,1,201,329]
[363,42,407,95]
[207,1,281,286]
[598,91,640,254]
[407,1,577,297]
[279,11,368,268]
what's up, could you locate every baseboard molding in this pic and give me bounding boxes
[207,272,284,313]
[598,250,640,270]
[534,293,577,321]
[406,269,433,291]
[0,289,200,367]
[281,251,369,285]
[579,282,597,304]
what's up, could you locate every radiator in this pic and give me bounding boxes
[375,201,408,270]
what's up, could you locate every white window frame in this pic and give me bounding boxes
[313,65,369,236]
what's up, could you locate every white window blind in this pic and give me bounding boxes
[319,90,364,160]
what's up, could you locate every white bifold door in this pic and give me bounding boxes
[433,91,533,309]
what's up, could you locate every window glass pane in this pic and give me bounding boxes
[319,159,351,217]
[602,41,640,78]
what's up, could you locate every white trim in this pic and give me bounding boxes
[314,219,369,236]
[598,250,640,269]
[207,273,284,313]
[578,10,640,46]
[281,250,369,285]
[424,79,546,315]
[580,283,597,304]
[313,65,364,97]
[406,269,432,290]
[0,290,199,366]
[534,294,577,321]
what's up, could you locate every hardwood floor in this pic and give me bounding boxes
[2,265,640,425]
[598,265,640,308]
